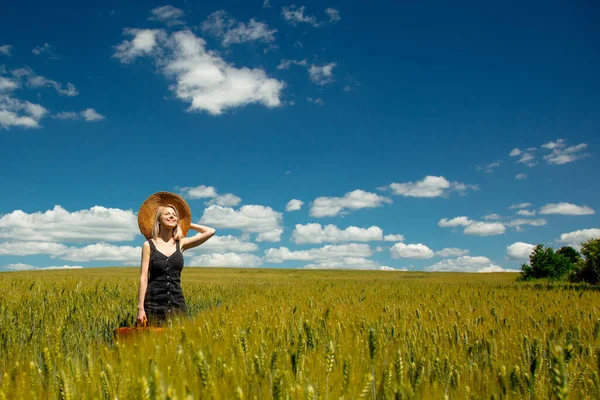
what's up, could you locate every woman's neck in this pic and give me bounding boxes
[158,228,174,243]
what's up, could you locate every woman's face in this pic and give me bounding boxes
[159,207,178,228]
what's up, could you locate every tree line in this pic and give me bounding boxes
[519,238,600,284]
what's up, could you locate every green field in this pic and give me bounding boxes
[0,268,599,399]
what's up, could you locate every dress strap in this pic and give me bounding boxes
[147,239,156,252]
[176,240,180,252]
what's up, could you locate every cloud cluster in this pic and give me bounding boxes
[510,139,589,167]
[390,243,434,259]
[542,139,589,165]
[3,263,83,271]
[0,206,138,242]
[424,256,514,273]
[53,108,105,121]
[438,216,506,236]
[264,243,372,262]
[201,11,277,46]
[179,185,241,207]
[292,223,384,244]
[310,189,392,217]
[188,253,262,268]
[113,29,284,115]
[278,59,337,86]
[383,176,478,198]
[281,5,320,27]
[557,228,600,247]
[200,205,283,242]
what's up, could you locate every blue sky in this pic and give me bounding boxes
[1,0,599,272]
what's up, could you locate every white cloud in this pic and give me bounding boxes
[516,209,536,217]
[43,265,84,270]
[506,218,547,228]
[515,173,527,180]
[263,0,271,8]
[148,5,185,26]
[517,152,536,167]
[188,252,262,267]
[53,111,79,120]
[281,5,320,27]
[509,202,531,209]
[276,59,307,70]
[557,228,600,246]
[207,194,242,207]
[292,223,383,244]
[390,242,434,259]
[60,243,141,262]
[424,256,504,272]
[0,241,68,256]
[115,29,284,115]
[81,108,105,121]
[383,234,405,242]
[307,96,324,105]
[438,216,472,228]
[542,139,565,150]
[0,94,47,129]
[0,206,138,242]
[539,202,595,216]
[303,257,392,270]
[200,205,283,242]
[0,45,12,56]
[385,176,478,198]
[477,161,501,173]
[482,214,502,220]
[185,235,258,253]
[308,63,336,85]
[51,109,105,121]
[509,148,521,157]
[265,243,373,263]
[324,8,341,23]
[113,29,166,63]
[285,199,304,212]
[201,11,277,46]
[506,242,535,261]
[464,222,506,236]
[0,77,19,91]
[310,189,392,217]
[541,139,589,165]
[180,185,241,207]
[11,66,78,96]
[435,248,469,257]
[477,266,520,273]
[4,263,36,271]
[180,185,218,199]
[544,143,589,165]
[32,43,59,59]
[3,263,83,271]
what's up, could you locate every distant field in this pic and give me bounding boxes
[0,268,599,399]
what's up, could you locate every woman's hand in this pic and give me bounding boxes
[136,309,147,325]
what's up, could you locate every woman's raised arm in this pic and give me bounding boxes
[181,223,216,251]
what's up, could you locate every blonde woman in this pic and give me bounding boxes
[136,192,216,325]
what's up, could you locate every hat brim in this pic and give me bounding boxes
[138,192,192,239]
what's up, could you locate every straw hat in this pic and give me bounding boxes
[138,192,192,239]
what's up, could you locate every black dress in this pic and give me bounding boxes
[144,239,187,324]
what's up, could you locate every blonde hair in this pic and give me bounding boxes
[151,204,184,241]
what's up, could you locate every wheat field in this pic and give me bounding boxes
[0,268,599,399]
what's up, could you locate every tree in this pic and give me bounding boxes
[573,239,600,284]
[556,246,582,265]
[520,244,576,281]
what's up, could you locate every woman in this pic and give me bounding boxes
[136,192,216,325]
